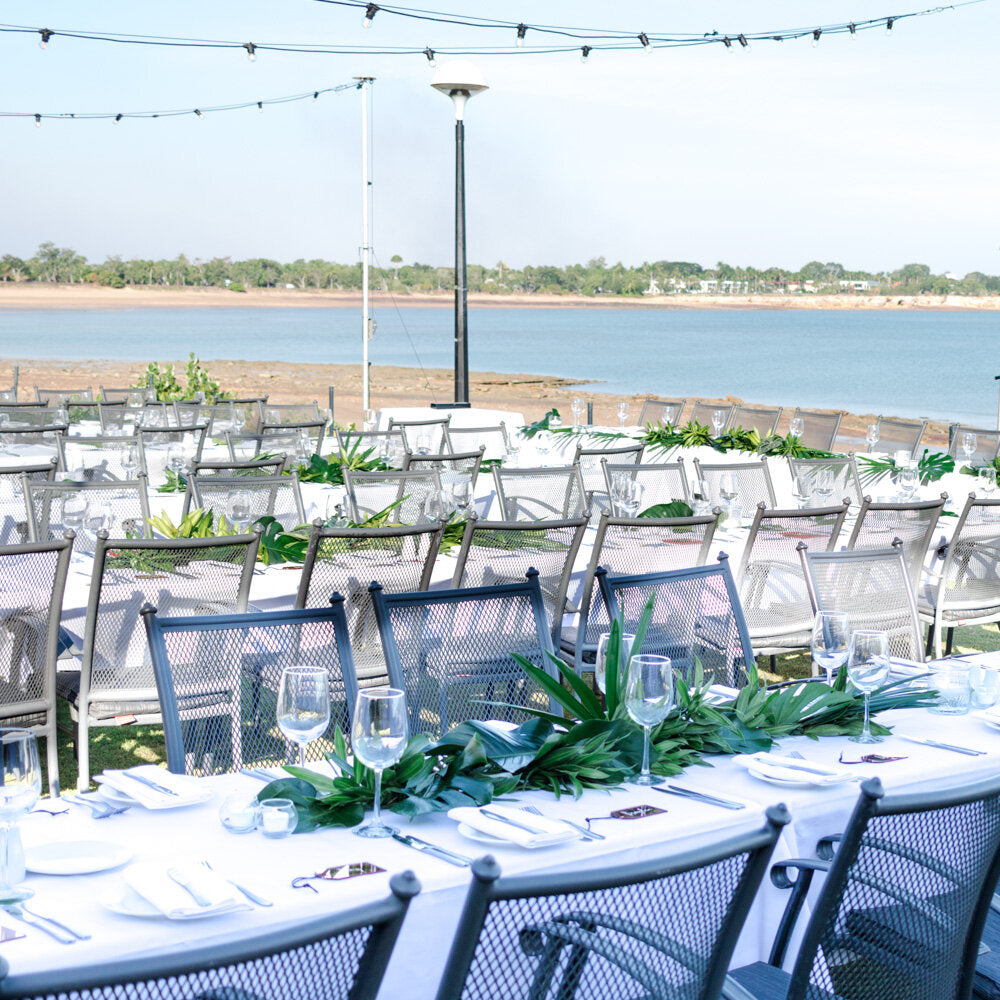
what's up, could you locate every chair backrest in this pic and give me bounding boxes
[800,541,923,661]
[187,473,306,531]
[693,458,777,508]
[575,443,644,499]
[601,458,692,507]
[788,455,863,506]
[571,510,718,669]
[688,401,734,429]
[143,600,356,774]
[875,415,928,458]
[65,399,103,424]
[138,401,177,428]
[97,401,134,434]
[387,416,451,455]
[437,808,790,1000]
[296,521,445,689]
[138,424,210,477]
[371,570,557,739]
[23,477,152,548]
[947,424,1000,465]
[0,866,419,1000]
[191,456,285,477]
[450,516,589,646]
[791,407,844,451]
[638,396,687,426]
[597,556,755,688]
[344,469,443,525]
[492,465,588,521]
[174,400,237,434]
[847,494,945,587]
[260,401,322,424]
[729,404,782,436]
[444,424,510,460]
[0,424,66,452]
[736,502,849,643]
[403,447,485,486]
[781,775,1000,1000]
[34,386,93,405]
[56,435,144,482]
[260,419,326,456]
[99,386,143,404]
[334,428,406,466]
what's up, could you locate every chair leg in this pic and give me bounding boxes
[934,619,944,661]
[945,628,954,657]
[925,624,936,659]
[76,717,90,792]
[46,730,60,799]
[769,655,777,674]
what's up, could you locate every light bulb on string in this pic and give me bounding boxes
[812,28,821,47]
[849,22,857,39]
[312,91,319,101]
[243,42,256,62]
[37,29,52,50]
[363,4,378,28]
[638,32,651,51]
[580,45,591,63]
[738,34,749,49]
[515,23,527,47]
[423,47,435,66]
[34,114,41,128]
[114,113,122,124]
[257,101,263,113]
[194,108,204,119]
[886,17,894,35]
[722,35,732,49]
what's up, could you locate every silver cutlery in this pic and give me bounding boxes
[65,795,128,819]
[480,809,547,835]
[391,832,472,867]
[240,768,274,783]
[200,861,272,907]
[21,903,90,941]
[123,771,179,797]
[653,785,747,811]
[2,905,74,944]
[753,756,841,777]
[899,735,985,756]
[520,804,605,841]
[167,867,211,906]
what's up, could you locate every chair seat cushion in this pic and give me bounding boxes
[55,670,223,721]
[727,962,792,1000]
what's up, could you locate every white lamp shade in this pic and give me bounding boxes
[430,60,489,97]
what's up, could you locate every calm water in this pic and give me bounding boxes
[0,305,996,426]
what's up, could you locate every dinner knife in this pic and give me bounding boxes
[479,809,546,835]
[123,771,180,797]
[391,832,471,867]
[2,905,74,945]
[752,756,841,777]
[899,735,985,756]
[653,785,746,811]
[167,868,212,906]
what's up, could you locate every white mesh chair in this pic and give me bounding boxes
[873,416,928,458]
[736,502,849,661]
[788,455,863,507]
[601,458,692,508]
[694,458,777,508]
[638,396,687,426]
[492,466,588,521]
[688,401,734,430]
[333,428,406,466]
[921,493,1000,658]
[847,494,945,588]
[386,416,451,455]
[260,402,322,424]
[574,442,643,512]
[444,424,510,460]
[402,447,485,487]
[790,407,843,451]
[343,469,443,525]
[729,404,782,436]
[0,460,56,545]
[947,425,1000,466]
[34,387,93,405]
[56,435,144,482]
[800,540,924,663]
[186,473,306,531]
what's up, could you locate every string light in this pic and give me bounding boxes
[638,31,650,51]
[722,35,732,49]
[243,42,256,61]
[194,108,204,118]
[363,3,378,28]
[114,113,122,123]
[34,113,40,127]
[738,33,749,49]
[37,28,52,49]
[580,44,591,62]
[849,22,857,38]
[812,28,822,46]
[257,101,263,112]
[515,23,527,47]
[423,46,435,65]
[886,16,895,33]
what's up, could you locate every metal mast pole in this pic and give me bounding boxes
[454,115,468,404]
[356,76,374,413]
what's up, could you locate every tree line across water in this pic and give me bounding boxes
[2,243,998,297]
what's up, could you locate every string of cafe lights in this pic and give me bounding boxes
[1,81,362,126]
[0,0,984,63]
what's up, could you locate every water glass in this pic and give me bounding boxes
[595,632,635,695]
[352,688,408,839]
[548,413,563,431]
[812,611,849,685]
[0,730,41,902]
[451,478,471,512]
[84,499,113,541]
[662,405,675,426]
[259,798,297,839]
[571,398,585,428]
[535,432,551,464]
[505,437,521,467]
[866,424,880,450]
[424,491,446,521]
[712,410,726,436]
[276,665,331,767]
[232,407,246,433]
[847,630,890,743]
[415,432,432,455]
[226,490,252,532]
[813,469,835,503]
[617,402,630,428]
[789,417,804,439]
[893,450,912,469]
[897,465,919,502]
[792,474,814,508]
[62,495,88,563]
[971,663,1000,710]
[625,655,674,785]
[929,662,971,715]
[962,432,978,462]
[122,444,140,479]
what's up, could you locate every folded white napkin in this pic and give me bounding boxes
[888,659,929,679]
[125,862,247,920]
[736,752,855,785]
[448,804,578,849]
[97,766,213,810]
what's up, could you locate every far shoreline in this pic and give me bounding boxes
[0,283,998,312]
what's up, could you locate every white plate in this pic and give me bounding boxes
[974,709,1000,732]
[747,764,838,789]
[96,785,140,808]
[26,840,132,875]
[457,822,511,847]
[99,885,226,920]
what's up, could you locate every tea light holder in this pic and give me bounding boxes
[259,798,297,839]
[219,794,260,834]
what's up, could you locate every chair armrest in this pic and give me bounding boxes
[721,976,764,1000]
[816,833,843,861]
[767,858,831,968]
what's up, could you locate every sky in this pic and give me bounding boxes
[1,1,997,275]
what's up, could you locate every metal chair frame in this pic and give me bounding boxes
[728,405,783,436]
[787,455,863,507]
[343,468,444,525]
[688,401,735,430]
[34,386,93,405]
[873,415,928,458]
[138,422,210,464]
[790,407,844,452]
[190,456,285,477]
[600,457,693,506]
[443,423,511,459]
[947,424,1000,465]
[638,396,688,426]
[403,447,485,486]
[23,475,152,542]
[387,415,452,455]
[693,458,778,509]
[55,433,145,481]
[492,465,589,521]
[185,472,307,529]
[259,419,326,455]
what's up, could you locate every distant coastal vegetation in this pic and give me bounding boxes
[2,243,998,299]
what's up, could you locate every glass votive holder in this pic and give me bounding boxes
[971,663,1000,710]
[929,663,971,715]
[219,794,260,834]
[259,798,297,839]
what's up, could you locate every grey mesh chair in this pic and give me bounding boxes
[450,515,589,646]
[694,458,777,508]
[492,466,588,521]
[334,427,406,466]
[729,404,782,436]
[99,385,143,404]
[562,509,718,675]
[921,493,1000,659]
[597,555,755,688]
[444,423,510,460]
[138,401,177,428]
[439,808,790,1000]
[638,396,687,426]
[186,473,306,531]
[790,407,843,451]
[688,401,734,430]
[788,455,863,506]
[727,775,1000,1000]
[344,469,443,525]
[34,386,93,405]
[174,400,237,435]
[260,401,322,424]
[799,540,924,663]
[371,570,557,739]
[0,869,419,1000]
[0,536,73,796]
[65,399,103,425]
[260,419,326,456]
[403,447,485,486]
[948,424,1000,466]
[58,530,260,789]
[190,456,285,477]
[138,424,210,480]
[387,415,451,454]
[0,425,66,453]
[847,494,945,588]
[601,458,692,508]
[97,401,133,434]
[143,600,357,774]
[736,502,849,663]
[0,460,56,545]
[56,434,144,482]
[575,442,644,510]
[296,520,445,690]
[873,415,928,458]
[23,476,152,550]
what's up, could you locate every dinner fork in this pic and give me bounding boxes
[520,804,605,842]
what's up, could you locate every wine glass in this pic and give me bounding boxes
[979,467,997,496]
[505,436,521,467]
[451,478,471,513]
[166,443,185,478]
[712,410,726,436]
[276,665,331,768]
[662,405,675,426]
[847,630,890,744]
[415,432,432,456]
[624,480,644,516]
[122,444,140,480]
[352,688,408,838]
[789,416,804,439]
[424,491,446,522]
[62,495,88,564]
[232,407,246,434]
[625,655,673,785]
[866,424,880,451]
[617,402,630,428]
[226,490,252,533]
[962,432,978,463]
[718,472,738,504]
[812,611,850,686]
[571,398,585,428]
[0,730,41,903]
[595,632,635,694]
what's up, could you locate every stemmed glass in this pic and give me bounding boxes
[226,490,252,533]
[712,410,726,436]
[617,402,630,428]
[662,405,675,426]
[352,688,408,839]
[232,407,246,434]
[0,730,41,903]
[962,432,978,463]
[595,632,634,694]
[792,474,814,509]
[571,398,585,428]
[813,469,835,504]
[62,495,88,565]
[812,611,850,686]
[122,444,140,480]
[451,479,471,513]
[847,630,890,744]
[866,424,880,451]
[625,655,673,785]
[789,416,804,439]
[276,665,331,767]
[166,444,186,480]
